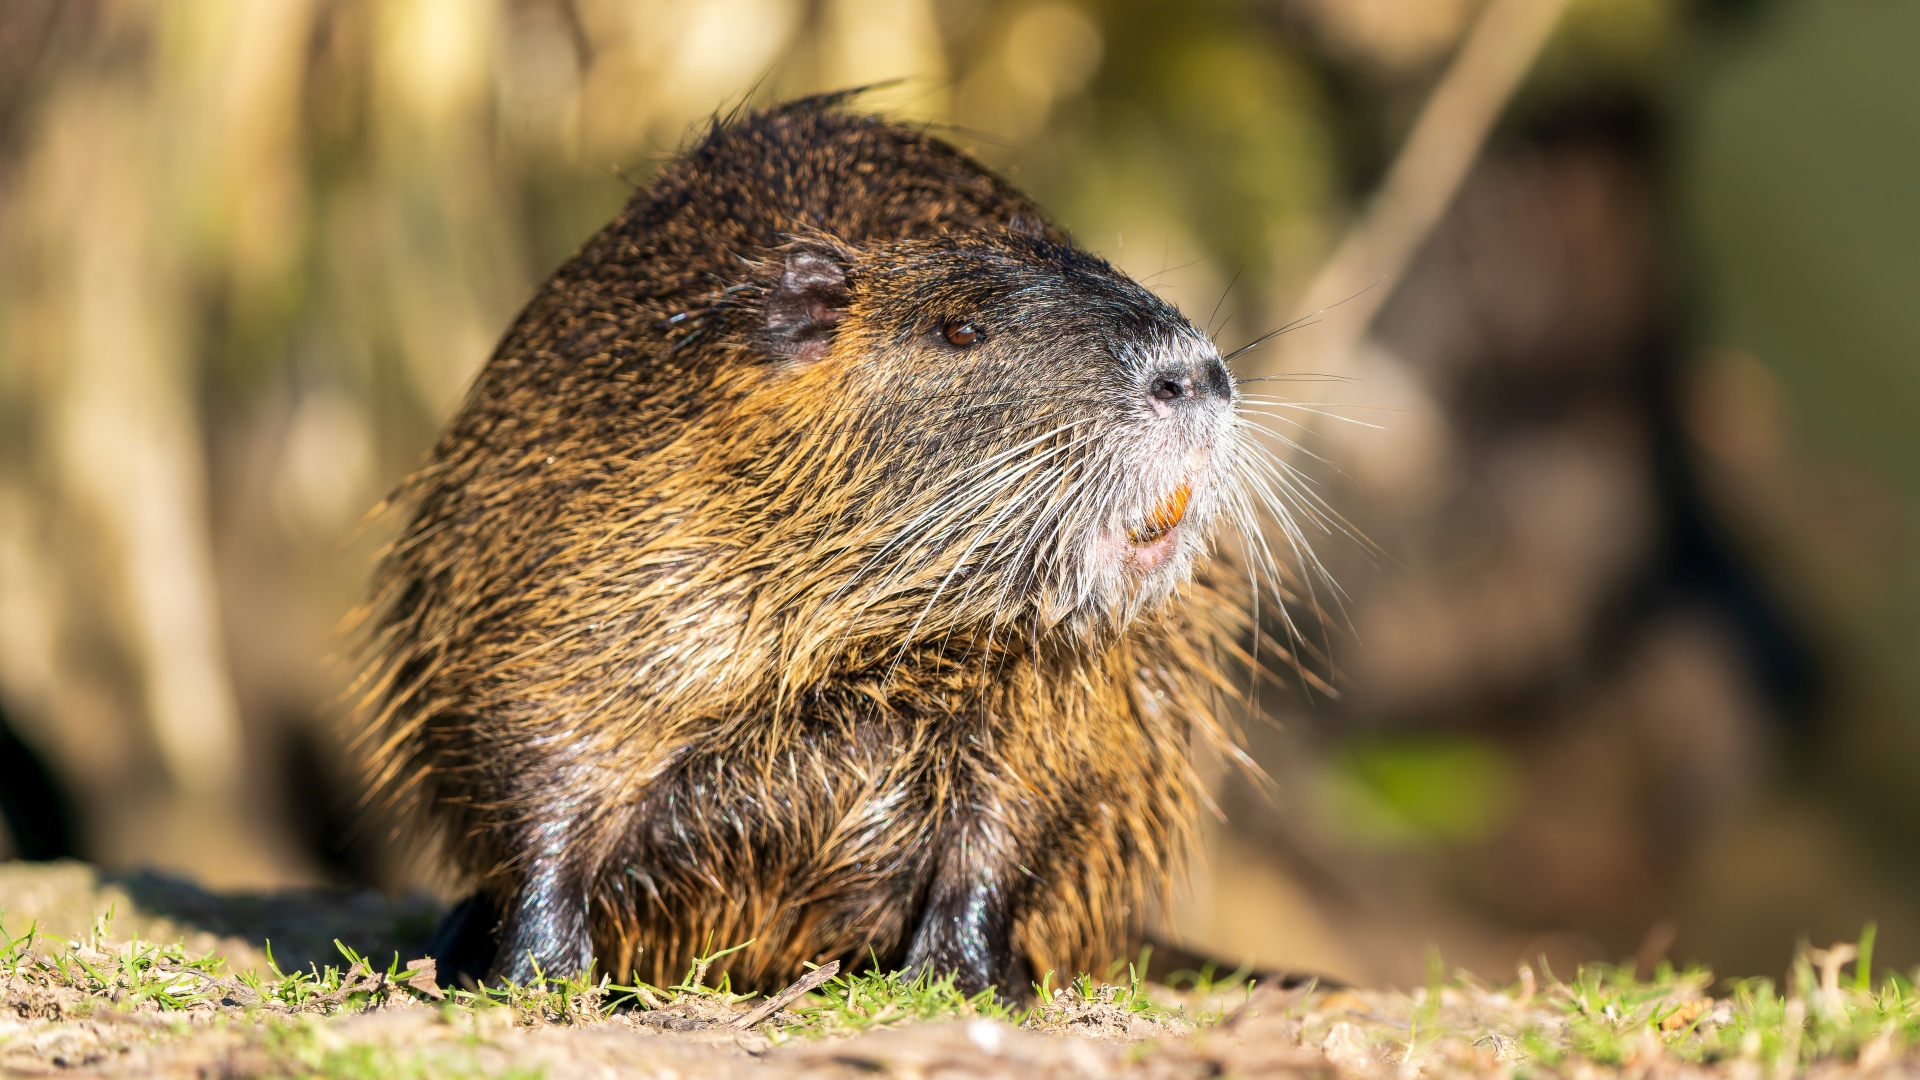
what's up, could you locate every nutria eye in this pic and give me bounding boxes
[943,321,983,347]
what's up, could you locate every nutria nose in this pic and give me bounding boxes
[1147,356,1232,410]
[1149,376,1187,402]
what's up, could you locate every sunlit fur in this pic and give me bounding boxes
[351,100,1330,993]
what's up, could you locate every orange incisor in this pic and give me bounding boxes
[1130,482,1190,544]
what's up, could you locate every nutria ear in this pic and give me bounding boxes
[1007,214,1047,238]
[764,244,852,364]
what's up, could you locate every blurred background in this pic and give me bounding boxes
[0,0,1914,990]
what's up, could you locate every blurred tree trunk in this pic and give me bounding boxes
[0,0,317,885]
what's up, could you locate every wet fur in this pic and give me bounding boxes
[353,101,1291,993]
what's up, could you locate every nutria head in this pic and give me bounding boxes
[645,225,1243,687]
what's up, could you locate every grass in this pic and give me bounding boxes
[1514,925,1915,1074]
[763,962,1018,1039]
[4,906,1918,1076]
[5,905,239,1011]
[600,941,1195,1041]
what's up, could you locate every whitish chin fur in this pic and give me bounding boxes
[1043,495,1211,638]
[1125,525,1183,572]
[1082,522,1189,583]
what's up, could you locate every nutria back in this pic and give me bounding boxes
[357,98,1270,993]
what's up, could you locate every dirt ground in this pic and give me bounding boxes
[2,862,1913,1079]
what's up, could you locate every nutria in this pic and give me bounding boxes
[354,95,1313,994]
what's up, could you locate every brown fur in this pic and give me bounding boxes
[352,99,1288,993]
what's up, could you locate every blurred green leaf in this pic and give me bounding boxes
[1320,736,1521,847]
